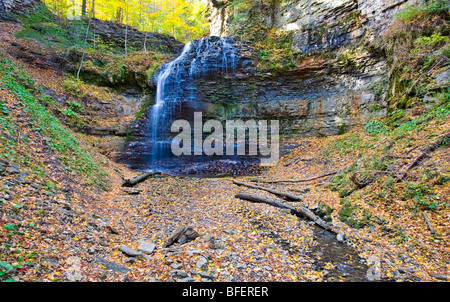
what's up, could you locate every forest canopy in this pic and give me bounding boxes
[42,0,209,41]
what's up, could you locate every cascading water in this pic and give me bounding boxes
[149,41,193,163]
[146,37,240,169]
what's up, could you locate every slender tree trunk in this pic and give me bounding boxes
[77,0,94,82]
[81,0,87,16]
[116,7,122,23]
[143,32,148,53]
[125,0,129,62]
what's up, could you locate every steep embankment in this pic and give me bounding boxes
[0,0,183,282]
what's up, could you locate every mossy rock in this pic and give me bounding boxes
[338,202,370,229]
[316,203,334,222]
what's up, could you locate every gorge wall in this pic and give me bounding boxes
[195,0,423,136]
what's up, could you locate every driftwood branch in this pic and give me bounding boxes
[232,180,303,202]
[235,193,336,233]
[422,212,436,235]
[121,172,162,187]
[250,170,340,184]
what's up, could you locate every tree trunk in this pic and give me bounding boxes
[81,0,87,17]
[76,0,94,82]
[232,180,303,202]
[116,7,122,23]
[251,170,340,184]
[121,172,162,187]
[397,132,450,181]
[125,0,129,62]
[422,212,435,235]
[235,194,336,233]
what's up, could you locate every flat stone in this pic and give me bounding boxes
[95,256,131,274]
[199,272,216,280]
[170,270,189,278]
[180,277,196,282]
[137,241,156,254]
[196,256,208,269]
[434,69,450,85]
[6,162,19,174]
[187,250,204,256]
[119,245,144,257]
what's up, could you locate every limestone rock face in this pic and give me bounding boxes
[206,0,421,53]
[0,0,41,21]
[89,18,183,55]
[128,35,388,138]
[190,49,388,136]
[185,0,423,136]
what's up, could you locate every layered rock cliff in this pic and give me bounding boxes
[197,0,424,136]
[0,0,40,21]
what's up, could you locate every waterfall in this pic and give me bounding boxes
[149,41,193,163]
[147,37,240,167]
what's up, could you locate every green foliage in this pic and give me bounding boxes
[3,223,17,235]
[325,133,375,154]
[371,78,389,99]
[316,203,333,222]
[16,5,89,50]
[368,104,381,113]
[364,120,388,136]
[337,51,356,68]
[0,58,107,189]
[381,0,449,116]
[63,76,83,97]
[0,261,15,282]
[0,101,9,115]
[254,30,301,73]
[135,93,155,119]
[67,101,82,112]
[403,182,437,211]
[395,0,449,22]
[337,124,348,135]
[411,32,449,55]
[338,202,369,229]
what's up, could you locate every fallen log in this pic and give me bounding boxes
[235,193,336,233]
[121,172,162,187]
[232,180,303,202]
[397,133,450,181]
[251,170,340,184]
